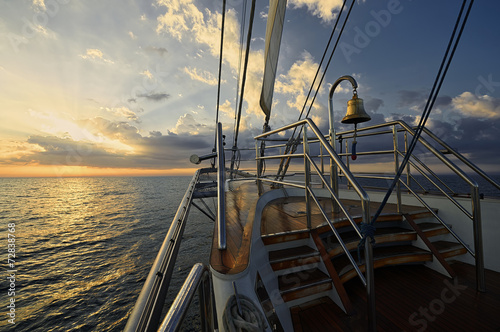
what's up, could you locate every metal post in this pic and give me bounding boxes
[345,139,351,190]
[198,272,212,332]
[256,139,261,178]
[320,143,325,188]
[471,185,486,292]
[217,122,226,250]
[329,76,358,211]
[365,239,376,331]
[304,125,312,230]
[393,125,402,213]
[361,197,376,331]
[404,130,411,189]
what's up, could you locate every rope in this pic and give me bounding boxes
[357,222,376,263]
[223,295,267,332]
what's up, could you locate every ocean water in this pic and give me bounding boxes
[0,176,214,331]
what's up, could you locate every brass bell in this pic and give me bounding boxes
[341,93,371,124]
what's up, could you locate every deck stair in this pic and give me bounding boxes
[262,234,347,309]
[321,210,468,283]
[263,205,470,319]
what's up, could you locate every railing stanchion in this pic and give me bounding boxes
[393,125,402,213]
[216,122,226,250]
[404,130,411,189]
[303,125,312,230]
[472,186,486,292]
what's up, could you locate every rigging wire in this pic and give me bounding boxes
[234,0,248,129]
[299,0,350,122]
[230,0,257,173]
[360,0,474,246]
[215,0,227,142]
[274,0,356,180]
[304,0,356,119]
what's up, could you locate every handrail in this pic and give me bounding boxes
[420,127,500,191]
[158,263,212,332]
[256,118,371,204]
[216,122,226,250]
[335,120,486,291]
[256,118,375,330]
[125,170,200,332]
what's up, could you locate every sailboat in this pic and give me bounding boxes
[125,0,500,331]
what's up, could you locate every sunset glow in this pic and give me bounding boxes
[1,1,499,177]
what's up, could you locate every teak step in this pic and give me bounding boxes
[262,230,310,246]
[278,268,332,302]
[417,222,450,237]
[325,223,448,258]
[333,245,433,283]
[269,246,320,271]
[432,240,468,258]
[325,227,416,258]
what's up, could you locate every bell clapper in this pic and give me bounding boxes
[352,123,358,160]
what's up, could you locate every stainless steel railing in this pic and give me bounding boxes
[255,118,376,331]
[216,122,227,250]
[125,170,200,332]
[158,263,213,332]
[335,120,490,291]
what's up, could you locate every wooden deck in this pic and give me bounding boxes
[209,181,500,331]
[210,181,427,274]
[210,181,268,274]
[291,262,500,331]
[261,196,427,236]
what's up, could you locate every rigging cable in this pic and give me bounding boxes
[275,0,356,180]
[230,0,257,174]
[234,0,248,129]
[215,0,227,156]
[304,0,356,119]
[359,0,475,251]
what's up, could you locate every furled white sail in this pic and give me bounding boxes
[260,0,287,121]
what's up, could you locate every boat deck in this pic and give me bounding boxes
[209,179,500,331]
[210,181,426,274]
[291,262,500,331]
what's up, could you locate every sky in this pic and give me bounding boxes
[1,0,499,177]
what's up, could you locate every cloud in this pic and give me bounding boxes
[136,92,170,102]
[12,116,215,169]
[364,97,384,112]
[32,0,46,11]
[101,106,140,123]
[275,51,325,112]
[397,90,452,113]
[397,90,425,108]
[156,0,265,116]
[219,100,233,117]
[288,0,344,22]
[183,67,219,85]
[128,31,137,40]
[452,92,500,119]
[144,46,168,56]
[171,113,212,135]
[79,48,114,64]
[80,117,142,142]
[141,70,153,79]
